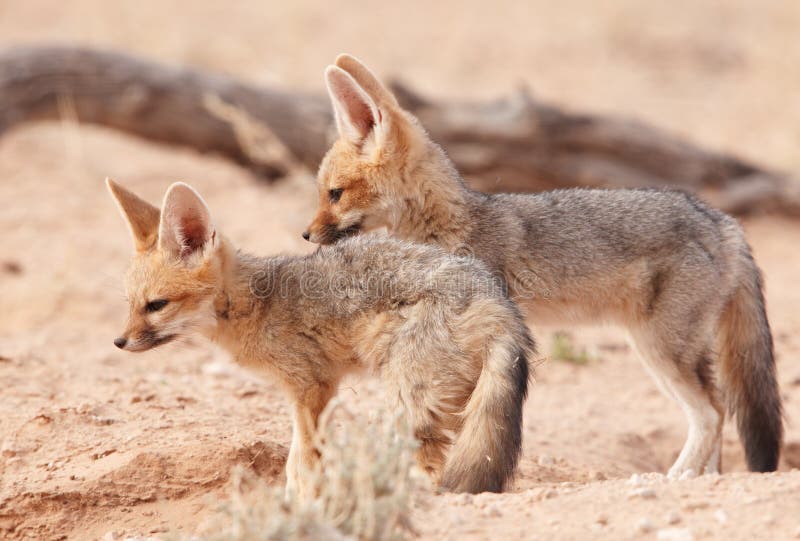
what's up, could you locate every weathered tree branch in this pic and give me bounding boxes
[1,45,797,215]
[0,46,331,179]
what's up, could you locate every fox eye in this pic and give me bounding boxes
[145,299,169,313]
[328,188,344,203]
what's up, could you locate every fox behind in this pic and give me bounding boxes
[107,179,533,495]
[303,54,783,476]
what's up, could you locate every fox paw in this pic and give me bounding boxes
[667,467,697,481]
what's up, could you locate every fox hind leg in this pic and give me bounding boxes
[663,357,724,479]
[413,417,452,483]
[385,374,453,485]
[630,324,724,479]
[380,353,458,485]
[375,308,467,488]
[705,430,722,474]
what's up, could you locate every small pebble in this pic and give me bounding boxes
[629,487,657,499]
[666,511,682,525]
[2,260,22,275]
[537,454,554,466]
[714,509,728,525]
[627,473,645,486]
[448,511,465,526]
[682,500,709,512]
[202,361,234,377]
[637,518,655,533]
[657,528,694,541]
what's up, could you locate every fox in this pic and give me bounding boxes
[106,178,534,496]
[303,54,783,478]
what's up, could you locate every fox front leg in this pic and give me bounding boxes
[284,418,304,500]
[284,385,337,500]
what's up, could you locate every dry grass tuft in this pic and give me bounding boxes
[196,400,418,541]
[550,331,592,365]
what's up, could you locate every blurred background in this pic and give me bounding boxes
[2,0,799,170]
[1,2,799,540]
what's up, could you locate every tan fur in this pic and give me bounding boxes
[335,53,399,108]
[306,55,783,475]
[107,179,533,496]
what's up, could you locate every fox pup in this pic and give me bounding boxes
[303,54,783,477]
[107,179,533,495]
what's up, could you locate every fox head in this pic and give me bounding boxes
[303,54,437,245]
[107,179,222,352]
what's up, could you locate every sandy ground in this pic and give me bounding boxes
[1,1,800,540]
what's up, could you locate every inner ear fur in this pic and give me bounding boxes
[325,65,385,144]
[158,182,215,260]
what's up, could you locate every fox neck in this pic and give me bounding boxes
[203,237,267,356]
[391,144,477,250]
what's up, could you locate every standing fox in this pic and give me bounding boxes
[107,179,533,495]
[303,54,783,477]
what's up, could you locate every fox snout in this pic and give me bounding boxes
[303,217,362,245]
[113,327,177,352]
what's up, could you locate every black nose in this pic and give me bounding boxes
[113,337,127,349]
[302,231,310,241]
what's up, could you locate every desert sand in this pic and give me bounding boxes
[1,1,799,539]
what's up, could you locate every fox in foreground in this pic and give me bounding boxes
[304,54,783,477]
[107,179,533,495]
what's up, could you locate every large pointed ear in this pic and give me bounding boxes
[325,65,383,144]
[158,182,215,261]
[334,53,399,108]
[106,178,160,252]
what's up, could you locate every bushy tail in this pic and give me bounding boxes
[718,258,783,472]
[439,333,531,493]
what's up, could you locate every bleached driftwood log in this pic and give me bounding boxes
[1,46,797,215]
